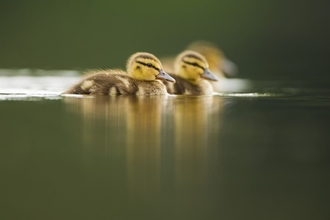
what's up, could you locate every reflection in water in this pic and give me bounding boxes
[2,73,330,219]
[64,96,171,211]
[1,93,329,219]
[63,95,224,218]
[59,95,330,219]
[170,96,223,214]
[64,96,128,151]
[125,96,166,198]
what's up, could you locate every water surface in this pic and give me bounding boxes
[1,70,329,220]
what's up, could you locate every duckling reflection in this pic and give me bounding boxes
[126,96,166,195]
[63,95,165,197]
[63,96,129,154]
[169,96,224,202]
[63,94,225,208]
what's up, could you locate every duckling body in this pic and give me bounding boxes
[163,50,217,95]
[163,74,213,95]
[63,70,168,95]
[63,52,175,95]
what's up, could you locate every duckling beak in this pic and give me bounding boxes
[201,69,218,81]
[156,70,176,83]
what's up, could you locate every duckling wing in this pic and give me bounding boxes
[88,74,140,95]
[63,72,138,95]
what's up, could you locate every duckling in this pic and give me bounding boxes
[163,50,217,95]
[187,41,238,78]
[63,52,175,95]
[161,41,238,92]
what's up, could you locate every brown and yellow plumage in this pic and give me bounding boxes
[163,50,217,95]
[63,52,175,95]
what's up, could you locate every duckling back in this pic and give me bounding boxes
[63,70,167,95]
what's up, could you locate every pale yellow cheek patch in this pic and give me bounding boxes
[81,80,94,91]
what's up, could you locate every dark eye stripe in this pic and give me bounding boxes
[185,54,203,61]
[182,60,205,70]
[136,61,160,71]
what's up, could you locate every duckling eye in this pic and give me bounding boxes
[146,63,152,68]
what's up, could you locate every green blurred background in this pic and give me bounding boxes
[0,0,329,80]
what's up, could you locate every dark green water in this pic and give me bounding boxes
[1,74,330,220]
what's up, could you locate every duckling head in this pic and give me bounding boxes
[187,41,238,77]
[174,50,218,82]
[127,52,175,83]
[187,41,224,73]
